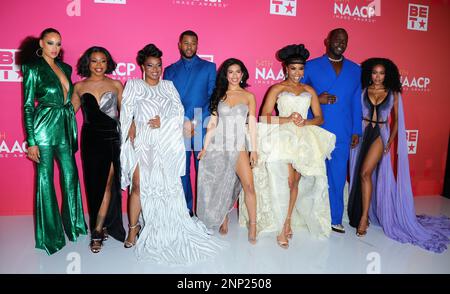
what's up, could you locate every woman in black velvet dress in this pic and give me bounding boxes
[72,46,126,253]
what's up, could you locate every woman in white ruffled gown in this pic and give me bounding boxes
[120,44,224,265]
[239,44,336,248]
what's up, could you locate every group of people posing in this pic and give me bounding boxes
[21,27,450,265]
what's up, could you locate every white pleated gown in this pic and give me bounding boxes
[120,79,224,265]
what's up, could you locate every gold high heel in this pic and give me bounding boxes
[285,217,293,239]
[276,234,289,249]
[124,222,141,248]
[248,221,257,245]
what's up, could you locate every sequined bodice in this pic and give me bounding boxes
[210,101,249,151]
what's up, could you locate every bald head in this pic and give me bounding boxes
[325,28,349,58]
[327,28,348,40]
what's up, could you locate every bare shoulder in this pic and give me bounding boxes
[74,79,86,92]
[242,89,255,99]
[111,78,123,90]
[269,83,285,94]
[301,83,315,94]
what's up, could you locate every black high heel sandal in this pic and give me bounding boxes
[102,227,109,241]
[90,230,103,253]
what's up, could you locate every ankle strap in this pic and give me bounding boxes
[129,222,140,229]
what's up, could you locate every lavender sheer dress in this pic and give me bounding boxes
[349,89,450,253]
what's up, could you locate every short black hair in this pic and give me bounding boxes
[136,43,163,66]
[361,58,402,93]
[76,46,117,77]
[179,30,198,42]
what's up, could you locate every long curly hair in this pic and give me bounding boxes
[361,58,402,93]
[76,46,117,77]
[209,58,249,115]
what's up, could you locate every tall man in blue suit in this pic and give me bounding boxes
[164,30,216,216]
[302,28,362,233]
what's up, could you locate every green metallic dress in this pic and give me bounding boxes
[22,57,87,255]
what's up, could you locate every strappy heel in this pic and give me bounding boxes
[356,218,369,237]
[276,234,289,249]
[248,221,257,245]
[124,222,141,248]
[285,217,293,239]
[102,227,109,241]
[90,230,103,253]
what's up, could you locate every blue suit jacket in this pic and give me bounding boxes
[302,55,362,144]
[164,55,216,125]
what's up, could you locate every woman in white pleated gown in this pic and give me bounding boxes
[120,44,224,265]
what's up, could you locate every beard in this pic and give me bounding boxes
[181,50,196,59]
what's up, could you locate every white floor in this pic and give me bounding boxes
[1,196,450,274]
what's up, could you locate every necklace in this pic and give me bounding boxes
[328,56,343,62]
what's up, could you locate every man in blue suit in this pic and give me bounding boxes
[302,28,362,233]
[164,30,216,216]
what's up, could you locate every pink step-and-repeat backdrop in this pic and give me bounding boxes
[1,0,449,215]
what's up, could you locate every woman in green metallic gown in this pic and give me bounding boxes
[20,28,87,255]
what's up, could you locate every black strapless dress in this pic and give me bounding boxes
[80,92,126,242]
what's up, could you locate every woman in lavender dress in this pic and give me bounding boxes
[348,58,450,253]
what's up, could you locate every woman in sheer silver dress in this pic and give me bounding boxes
[197,58,258,244]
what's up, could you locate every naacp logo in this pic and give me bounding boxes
[254,59,284,86]
[0,132,27,159]
[172,0,229,8]
[400,70,431,92]
[407,4,429,31]
[406,130,418,154]
[111,62,138,82]
[0,49,22,82]
[270,0,297,17]
[333,0,381,23]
